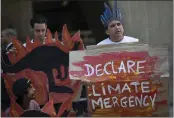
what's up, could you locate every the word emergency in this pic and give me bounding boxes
[90,81,156,110]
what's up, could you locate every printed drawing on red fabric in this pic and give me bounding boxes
[69,44,169,117]
[2,24,83,116]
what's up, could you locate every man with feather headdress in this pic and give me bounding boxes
[97,1,139,45]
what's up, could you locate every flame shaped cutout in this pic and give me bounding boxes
[10,98,24,117]
[6,24,83,65]
[26,36,33,52]
[41,99,56,117]
[57,80,81,117]
[45,29,54,44]
[62,24,72,48]
[72,30,80,42]
[3,24,84,117]
[8,37,27,64]
[33,37,42,47]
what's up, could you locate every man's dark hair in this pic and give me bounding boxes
[12,78,32,105]
[20,110,51,117]
[30,14,47,28]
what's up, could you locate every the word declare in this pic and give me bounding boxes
[84,60,146,77]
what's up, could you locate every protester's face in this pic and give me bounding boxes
[34,23,47,41]
[106,20,124,37]
[1,32,10,46]
[27,84,36,99]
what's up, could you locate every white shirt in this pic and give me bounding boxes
[97,36,139,45]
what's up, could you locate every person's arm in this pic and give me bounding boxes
[1,46,12,65]
[5,107,10,117]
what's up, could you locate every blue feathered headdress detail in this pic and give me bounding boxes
[100,0,122,28]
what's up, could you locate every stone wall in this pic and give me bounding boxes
[2,0,33,42]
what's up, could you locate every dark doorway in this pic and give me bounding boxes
[33,1,88,32]
[32,0,106,45]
